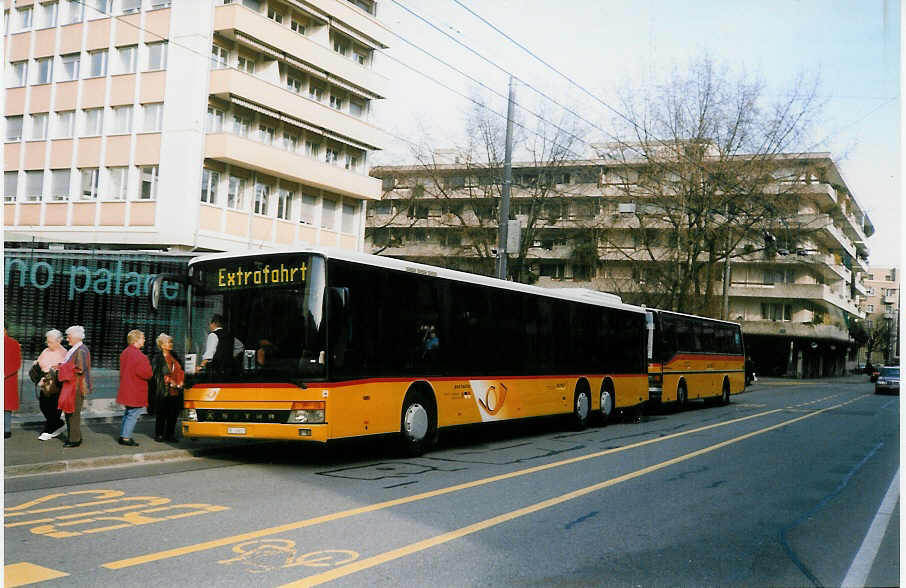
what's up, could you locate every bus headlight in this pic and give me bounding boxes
[288,401,325,424]
[183,401,197,422]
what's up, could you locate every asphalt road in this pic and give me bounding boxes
[4,377,899,587]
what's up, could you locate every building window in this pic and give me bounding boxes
[276,189,293,220]
[4,172,18,202]
[112,106,133,134]
[349,99,365,118]
[290,18,305,34]
[257,124,275,145]
[54,110,75,138]
[211,44,229,69]
[233,115,250,137]
[146,42,167,70]
[60,53,80,81]
[321,197,336,230]
[205,106,223,132]
[761,303,792,322]
[106,166,128,200]
[83,107,104,136]
[34,57,53,85]
[332,36,349,57]
[142,102,163,132]
[299,193,316,225]
[227,176,245,209]
[253,183,270,215]
[6,116,24,142]
[115,45,138,74]
[267,7,283,23]
[25,171,44,201]
[16,6,34,30]
[88,49,108,77]
[325,147,339,164]
[305,140,320,158]
[200,168,219,204]
[237,56,255,74]
[308,81,324,101]
[329,94,344,110]
[85,0,110,19]
[63,0,83,23]
[50,169,70,200]
[282,133,298,152]
[80,168,99,199]
[150,0,170,8]
[341,202,357,233]
[867,304,874,312]
[139,166,159,199]
[352,47,369,66]
[344,154,359,171]
[119,0,141,14]
[37,1,58,28]
[286,75,302,93]
[29,113,49,140]
[9,61,28,87]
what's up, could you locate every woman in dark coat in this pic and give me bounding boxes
[151,333,184,442]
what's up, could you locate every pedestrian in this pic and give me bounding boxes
[4,324,22,439]
[34,329,67,440]
[117,330,152,447]
[151,333,184,442]
[200,314,243,376]
[58,326,92,448]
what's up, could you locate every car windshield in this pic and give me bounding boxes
[186,253,326,383]
[879,367,899,377]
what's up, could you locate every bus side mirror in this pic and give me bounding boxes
[150,274,197,310]
[327,287,350,367]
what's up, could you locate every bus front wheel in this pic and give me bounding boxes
[400,391,436,456]
[676,382,688,411]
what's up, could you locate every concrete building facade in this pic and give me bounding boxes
[861,266,899,366]
[3,0,390,252]
[367,151,874,378]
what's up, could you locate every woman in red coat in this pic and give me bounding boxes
[117,329,152,446]
[4,325,22,439]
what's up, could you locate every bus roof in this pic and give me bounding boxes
[646,307,742,328]
[189,247,647,315]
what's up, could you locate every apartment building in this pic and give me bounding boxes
[3,0,389,252]
[367,150,873,378]
[861,266,899,365]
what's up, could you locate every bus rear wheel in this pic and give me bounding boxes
[599,384,614,426]
[572,382,591,430]
[400,390,436,456]
[676,382,687,411]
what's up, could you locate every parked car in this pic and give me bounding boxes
[874,366,900,395]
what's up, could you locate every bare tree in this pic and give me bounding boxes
[597,55,827,317]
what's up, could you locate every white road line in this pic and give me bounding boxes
[841,468,899,588]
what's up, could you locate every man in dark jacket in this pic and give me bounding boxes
[200,314,242,376]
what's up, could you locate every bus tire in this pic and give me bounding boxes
[676,381,687,411]
[720,378,731,405]
[572,380,591,430]
[598,380,615,426]
[400,388,437,456]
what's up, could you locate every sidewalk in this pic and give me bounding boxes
[3,409,261,478]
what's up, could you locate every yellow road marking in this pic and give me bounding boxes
[4,563,69,587]
[283,395,867,587]
[103,407,784,570]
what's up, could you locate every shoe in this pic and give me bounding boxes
[155,436,164,442]
[50,424,66,438]
[63,440,81,448]
[118,438,139,447]
[38,432,53,441]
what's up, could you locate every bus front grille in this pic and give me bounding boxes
[196,409,292,424]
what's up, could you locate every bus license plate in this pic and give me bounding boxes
[227,427,246,435]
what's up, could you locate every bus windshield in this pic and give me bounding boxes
[186,253,326,383]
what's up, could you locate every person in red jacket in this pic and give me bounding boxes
[4,324,22,439]
[117,329,152,446]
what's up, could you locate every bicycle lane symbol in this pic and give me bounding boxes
[218,540,359,574]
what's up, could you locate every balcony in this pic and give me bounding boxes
[204,133,380,200]
[854,280,868,297]
[794,213,856,258]
[208,68,388,151]
[883,294,898,304]
[791,182,837,209]
[214,3,390,98]
[728,282,862,316]
[739,320,851,343]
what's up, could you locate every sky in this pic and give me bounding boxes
[369,0,901,267]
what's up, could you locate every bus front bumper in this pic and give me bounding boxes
[182,421,328,443]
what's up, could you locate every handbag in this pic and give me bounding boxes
[38,371,60,398]
[28,362,44,385]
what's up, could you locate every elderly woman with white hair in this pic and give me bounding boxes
[58,325,92,448]
[33,329,67,440]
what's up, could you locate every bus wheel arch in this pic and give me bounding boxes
[571,378,591,430]
[598,378,615,426]
[399,382,438,456]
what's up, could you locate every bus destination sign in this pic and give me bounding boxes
[211,261,309,290]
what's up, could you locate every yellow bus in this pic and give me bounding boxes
[165,248,650,454]
[646,309,745,408]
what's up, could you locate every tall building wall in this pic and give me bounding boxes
[3,0,389,253]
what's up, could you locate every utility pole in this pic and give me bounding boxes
[496,76,515,280]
